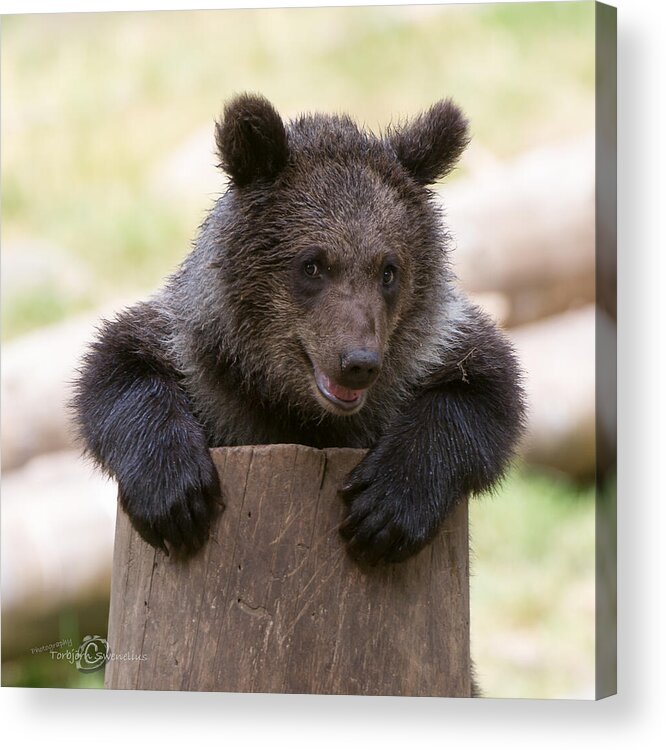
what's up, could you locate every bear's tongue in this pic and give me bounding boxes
[321,372,364,403]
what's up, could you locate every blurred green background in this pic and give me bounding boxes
[1,3,596,697]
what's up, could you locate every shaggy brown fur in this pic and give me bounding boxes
[74,94,525,565]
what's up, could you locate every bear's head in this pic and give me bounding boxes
[194,94,469,419]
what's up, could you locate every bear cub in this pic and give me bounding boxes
[74,94,525,565]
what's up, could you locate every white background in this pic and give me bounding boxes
[1,0,664,746]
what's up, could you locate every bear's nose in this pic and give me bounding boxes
[339,349,381,389]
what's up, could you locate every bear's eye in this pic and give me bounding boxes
[382,265,397,286]
[303,260,321,278]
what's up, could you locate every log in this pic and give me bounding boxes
[1,451,116,659]
[442,137,595,326]
[105,445,470,696]
[511,305,596,478]
[1,301,134,472]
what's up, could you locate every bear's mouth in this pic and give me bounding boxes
[311,363,367,414]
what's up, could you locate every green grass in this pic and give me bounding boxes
[2,607,106,689]
[2,654,106,690]
[471,467,596,699]
[2,283,93,339]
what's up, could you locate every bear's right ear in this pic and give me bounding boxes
[215,94,289,187]
[388,99,469,185]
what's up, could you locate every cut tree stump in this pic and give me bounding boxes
[105,445,470,696]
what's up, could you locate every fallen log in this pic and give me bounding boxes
[443,137,595,326]
[511,305,596,477]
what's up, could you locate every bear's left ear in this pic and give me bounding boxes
[388,99,469,185]
[215,94,289,186]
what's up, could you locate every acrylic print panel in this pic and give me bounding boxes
[0,1,616,699]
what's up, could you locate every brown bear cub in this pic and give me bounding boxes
[74,94,525,565]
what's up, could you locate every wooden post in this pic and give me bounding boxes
[105,445,470,696]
